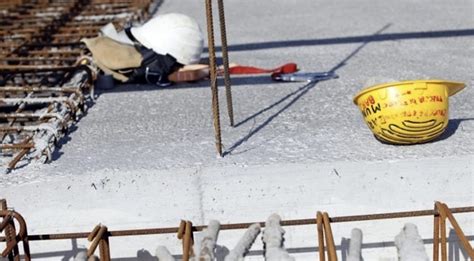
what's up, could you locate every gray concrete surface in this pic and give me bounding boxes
[1,0,473,259]
[4,0,473,180]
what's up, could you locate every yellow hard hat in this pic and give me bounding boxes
[353,80,465,144]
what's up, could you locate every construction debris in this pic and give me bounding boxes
[0,0,152,172]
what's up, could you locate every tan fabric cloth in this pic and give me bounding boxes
[81,36,143,82]
[82,36,212,83]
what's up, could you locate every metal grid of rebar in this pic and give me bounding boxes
[0,0,151,171]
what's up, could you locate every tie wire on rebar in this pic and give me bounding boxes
[1,199,473,261]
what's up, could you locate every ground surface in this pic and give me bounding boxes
[1,0,473,260]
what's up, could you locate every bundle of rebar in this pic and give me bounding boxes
[0,0,152,172]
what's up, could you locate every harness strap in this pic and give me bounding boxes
[225,63,298,75]
[123,27,182,86]
[124,27,140,46]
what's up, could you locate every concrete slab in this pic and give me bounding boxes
[1,0,473,259]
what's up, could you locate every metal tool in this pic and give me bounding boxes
[273,71,338,82]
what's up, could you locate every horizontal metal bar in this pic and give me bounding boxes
[0,65,77,71]
[0,113,59,119]
[1,57,77,62]
[26,50,83,55]
[1,97,70,104]
[0,143,34,149]
[0,126,45,132]
[0,206,469,242]
[0,87,80,93]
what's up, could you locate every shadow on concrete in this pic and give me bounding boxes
[223,80,318,156]
[29,239,87,260]
[223,23,392,156]
[93,25,473,156]
[340,230,473,261]
[96,74,279,95]
[436,118,474,141]
[373,117,474,146]
[98,27,474,94]
[25,231,473,260]
[208,28,474,53]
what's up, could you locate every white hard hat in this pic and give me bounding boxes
[100,23,134,46]
[131,13,204,65]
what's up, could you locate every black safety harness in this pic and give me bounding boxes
[124,28,183,87]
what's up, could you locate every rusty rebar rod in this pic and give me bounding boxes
[323,212,337,261]
[205,0,223,156]
[5,136,33,171]
[0,216,11,232]
[433,202,474,260]
[316,212,325,261]
[316,211,338,261]
[87,225,107,257]
[0,86,80,92]
[99,230,111,261]
[7,147,31,171]
[0,200,20,261]
[0,65,77,71]
[0,143,34,150]
[0,210,31,260]
[216,0,234,127]
[26,50,83,56]
[1,206,469,242]
[1,97,72,104]
[1,57,78,63]
[177,220,194,261]
[0,113,60,119]
[0,87,81,94]
[439,204,474,258]
[1,125,65,133]
[433,209,440,261]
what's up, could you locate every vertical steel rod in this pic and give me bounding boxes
[87,226,106,257]
[316,212,325,261]
[205,0,223,156]
[322,213,337,261]
[437,203,447,261]
[99,227,111,261]
[433,212,440,261]
[216,0,234,127]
